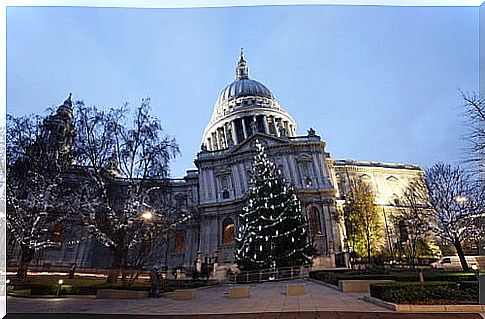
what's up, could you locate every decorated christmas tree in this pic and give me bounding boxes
[235,141,315,271]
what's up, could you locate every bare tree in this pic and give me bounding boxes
[6,114,43,176]
[72,98,185,284]
[461,91,484,181]
[6,112,74,278]
[425,163,483,271]
[393,177,433,268]
[6,173,74,278]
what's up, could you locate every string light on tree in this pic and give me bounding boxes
[235,141,316,271]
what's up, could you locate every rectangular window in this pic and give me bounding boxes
[220,175,230,199]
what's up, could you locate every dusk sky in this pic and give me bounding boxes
[7,5,478,177]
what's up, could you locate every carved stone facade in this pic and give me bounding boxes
[7,53,425,273]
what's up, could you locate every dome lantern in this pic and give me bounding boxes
[236,48,249,80]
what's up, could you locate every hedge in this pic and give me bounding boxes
[310,271,477,286]
[370,281,478,304]
[9,278,217,296]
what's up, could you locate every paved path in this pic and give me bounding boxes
[7,279,387,315]
[5,312,484,319]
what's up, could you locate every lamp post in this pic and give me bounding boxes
[56,279,63,297]
[455,196,468,204]
[142,211,153,221]
[471,264,479,280]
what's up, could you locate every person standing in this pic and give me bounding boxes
[149,267,161,297]
[68,263,77,279]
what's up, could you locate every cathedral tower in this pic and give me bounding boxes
[38,93,76,170]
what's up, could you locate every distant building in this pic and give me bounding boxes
[7,52,425,274]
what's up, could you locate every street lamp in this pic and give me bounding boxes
[471,264,479,280]
[142,211,153,220]
[56,279,63,297]
[455,196,468,204]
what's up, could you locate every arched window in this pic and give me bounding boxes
[308,206,322,237]
[173,231,185,254]
[222,218,235,245]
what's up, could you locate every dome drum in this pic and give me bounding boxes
[203,110,296,151]
[211,95,279,123]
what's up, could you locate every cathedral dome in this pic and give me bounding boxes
[202,50,297,152]
[215,78,274,107]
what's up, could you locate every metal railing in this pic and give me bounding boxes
[228,265,310,284]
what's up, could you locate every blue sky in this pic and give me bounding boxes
[7,5,478,177]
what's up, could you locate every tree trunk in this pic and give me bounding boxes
[410,238,417,269]
[107,249,124,284]
[17,245,34,279]
[454,240,469,272]
[367,235,372,265]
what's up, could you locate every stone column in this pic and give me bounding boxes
[220,127,226,149]
[215,129,221,150]
[196,251,203,272]
[231,120,238,144]
[222,125,229,148]
[223,127,227,148]
[251,116,258,134]
[211,132,218,150]
[323,199,336,254]
[242,118,248,140]
[271,116,278,137]
[207,138,212,151]
[262,115,269,134]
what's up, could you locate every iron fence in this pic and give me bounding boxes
[228,265,310,284]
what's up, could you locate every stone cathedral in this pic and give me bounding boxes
[7,52,425,275]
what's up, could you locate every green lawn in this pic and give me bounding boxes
[7,275,217,296]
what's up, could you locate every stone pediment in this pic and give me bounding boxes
[228,133,290,155]
[296,153,312,162]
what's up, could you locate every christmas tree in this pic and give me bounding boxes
[235,141,315,271]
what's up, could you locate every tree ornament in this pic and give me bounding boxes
[235,141,316,271]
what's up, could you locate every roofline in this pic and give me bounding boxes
[332,158,423,171]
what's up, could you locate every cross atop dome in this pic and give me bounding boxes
[236,48,249,80]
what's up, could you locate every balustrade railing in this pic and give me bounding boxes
[228,265,310,284]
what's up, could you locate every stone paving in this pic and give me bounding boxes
[5,312,485,319]
[7,279,387,315]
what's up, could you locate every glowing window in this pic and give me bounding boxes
[173,231,185,254]
[222,218,235,245]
